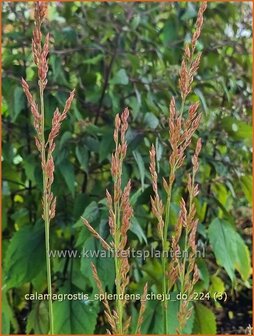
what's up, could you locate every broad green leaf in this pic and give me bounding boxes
[130,217,147,244]
[74,202,101,248]
[133,150,145,191]
[130,187,143,206]
[167,295,194,334]
[59,160,75,197]
[83,54,103,65]
[196,259,210,290]
[60,131,72,149]
[75,145,89,172]
[139,300,160,334]
[221,117,252,144]
[141,294,194,334]
[181,2,197,20]
[13,86,25,121]
[80,237,115,292]
[99,130,114,162]
[143,260,163,289]
[128,96,141,120]
[209,275,225,298]
[50,54,68,84]
[240,175,252,204]
[5,224,45,288]
[2,288,19,334]
[131,14,140,29]
[144,112,159,129]
[54,284,98,334]
[194,88,208,113]
[193,303,216,334]
[208,218,251,282]
[23,155,36,184]
[26,302,49,334]
[74,201,99,229]
[110,69,129,85]
[161,20,177,45]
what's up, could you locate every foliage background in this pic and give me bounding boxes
[2,1,252,334]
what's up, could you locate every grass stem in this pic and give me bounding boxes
[39,83,54,335]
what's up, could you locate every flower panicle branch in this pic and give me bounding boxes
[149,145,164,240]
[136,282,148,334]
[21,4,75,221]
[91,263,117,334]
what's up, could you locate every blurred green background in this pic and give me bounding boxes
[2,2,252,334]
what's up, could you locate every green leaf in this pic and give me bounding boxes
[50,54,68,84]
[130,217,147,244]
[74,201,99,229]
[75,145,89,172]
[221,117,252,144]
[59,160,75,197]
[208,218,251,282]
[161,20,177,45]
[80,237,115,292]
[138,300,160,334]
[54,284,98,333]
[194,88,208,114]
[196,259,210,290]
[209,275,225,298]
[155,138,163,172]
[99,130,114,162]
[5,224,45,288]
[13,87,25,121]
[193,303,216,334]
[26,302,49,334]
[133,150,145,191]
[240,175,252,204]
[2,288,19,334]
[23,155,36,184]
[167,296,195,334]
[130,187,143,206]
[83,54,103,65]
[141,294,194,334]
[110,69,129,85]
[60,131,72,149]
[144,112,159,129]
[128,96,141,120]
[181,3,197,20]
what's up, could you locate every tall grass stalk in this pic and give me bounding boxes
[83,109,147,334]
[149,2,207,333]
[21,3,75,334]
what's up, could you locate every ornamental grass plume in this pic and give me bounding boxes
[83,108,147,334]
[149,2,207,334]
[21,2,75,334]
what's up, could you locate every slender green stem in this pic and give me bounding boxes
[162,255,168,333]
[114,199,123,334]
[162,174,174,334]
[178,174,194,334]
[39,83,54,335]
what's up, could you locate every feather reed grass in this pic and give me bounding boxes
[149,2,207,333]
[21,2,75,334]
[83,108,147,334]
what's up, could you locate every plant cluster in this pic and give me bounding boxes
[21,3,75,334]
[23,2,207,334]
[2,1,252,335]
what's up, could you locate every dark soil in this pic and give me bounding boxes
[216,287,252,334]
